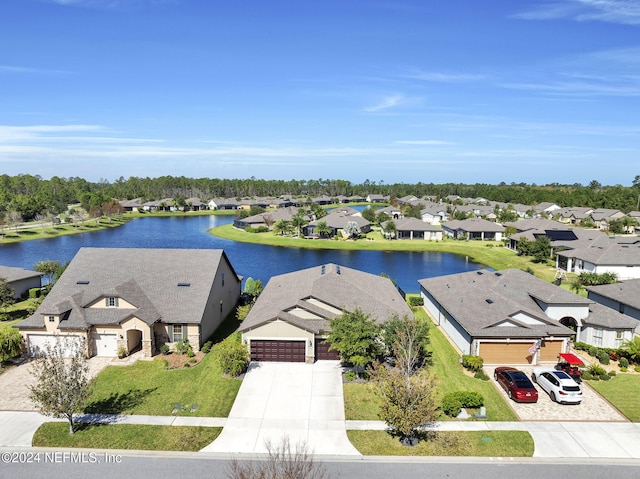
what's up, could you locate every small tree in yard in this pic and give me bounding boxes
[215,334,249,377]
[29,337,92,434]
[0,277,15,317]
[369,359,439,446]
[327,308,381,378]
[0,328,23,364]
[383,314,430,376]
[343,221,361,239]
[34,260,62,286]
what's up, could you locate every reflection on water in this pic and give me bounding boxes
[0,216,482,293]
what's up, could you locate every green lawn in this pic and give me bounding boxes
[210,224,560,282]
[587,375,640,422]
[347,430,534,456]
[343,307,518,422]
[33,422,221,451]
[85,351,241,417]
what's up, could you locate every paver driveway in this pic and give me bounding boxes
[201,360,360,455]
[0,357,112,411]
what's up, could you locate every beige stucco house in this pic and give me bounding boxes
[16,247,241,358]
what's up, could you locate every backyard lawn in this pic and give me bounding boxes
[587,374,640,422]
[85,350,241,417]
[33,422,221,451]
[343,307,518,422]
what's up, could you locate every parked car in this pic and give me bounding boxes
[531,367,582,404]
[494,366,538,403]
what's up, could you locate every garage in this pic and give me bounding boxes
[315,339,340,361]
[27,334,82,358]
[250,340,306,362]
[539,339,563,362]
[92,333,118,356]
[479,342,533,365]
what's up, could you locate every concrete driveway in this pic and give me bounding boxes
[0,357,112,411]
[201,361,360,456]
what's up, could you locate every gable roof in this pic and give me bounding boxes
[239,264,412,334]
[556,238,640,266]
[18,248,238,330]
[442,218,505,233]
[418,269,579,338]
[391,217,441,232]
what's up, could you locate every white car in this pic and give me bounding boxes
[531,367,582,404]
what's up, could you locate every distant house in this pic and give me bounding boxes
[589,208,626,230]
[118,198,142,212]
[555,237,640,280]
[238,264,412,362]
[587,279,640,336]
[16,248,241,358]
[366,194,386,203]
[419,269,634,364]
[376,205,403,220]
[303,209,371,237]
[420,204,449,224]
[184,197,208,211]
[386,218,442,240]
[0,265,43,299]
[208,198,241,210]
[234,206,307,230]
[533,202,562,217]
[441,218,505,241]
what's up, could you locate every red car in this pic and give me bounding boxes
[494,366,538,403]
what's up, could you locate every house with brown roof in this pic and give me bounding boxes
[0,265,43,299]
[303,209,371,237]
[16,248,241,358]
[238,264,412,362]
[418,269,635,364]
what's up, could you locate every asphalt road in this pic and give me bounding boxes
[1,451,639,479]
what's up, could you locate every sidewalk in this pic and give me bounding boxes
[3,411,640,459]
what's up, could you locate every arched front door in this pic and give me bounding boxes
[126,329,143,354]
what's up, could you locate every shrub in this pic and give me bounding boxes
[588,346,598,357]
[28,288,40,299]
[619,357,629,368]
[214,335,249,377]
[442,391,484,417]
[599,373,611,381]
[581,371,593,380]
[598,351,610,365]
[344,371,357,382]
[201,341,213,354]
[183,363,190,368]
[573,342,590,352]
[636,366,640,373]
[442,394,463,417]
[186,349,195,358]
[161,359,169,369]
[620,367,628,373]
[117,346,128,359]
[587,364,606,376]
[474,369,489,381]
[608,370,616,376]
[175,338,191,356]
[189,358,196,364]
[461,355,483,372]
[408,296,424,307]
[159,344,170,355]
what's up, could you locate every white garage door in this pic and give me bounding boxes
[93,333,118,356]
[27,334,82,358]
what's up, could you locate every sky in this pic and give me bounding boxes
[1,0,639,186]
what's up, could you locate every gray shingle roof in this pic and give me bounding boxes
[17,248,237,330]
[584,303,637,329]
[0,265,42,283]
[239,264,412,334]
[556,238,640,265]
[587,279,640,311]
[418,269,579,338]
[442,218,505,233]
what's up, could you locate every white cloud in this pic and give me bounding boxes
[513,0,640,25]
[364,94,405,112]
[402,70,486,83]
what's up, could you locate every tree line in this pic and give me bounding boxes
[1,173,639,222]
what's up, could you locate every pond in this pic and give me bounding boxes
[0,215,483,293]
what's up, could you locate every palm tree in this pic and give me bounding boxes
[315,221,331,238]
[383,220,397,239]
[290,213,307,238]
[272,219,289,236]
[622,337,640,364]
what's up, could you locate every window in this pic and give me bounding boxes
[593,328,603,347]
[105,297,119,308]
[220,301,223,313]
[48,316,55,322]
[172,324,183,342]
[615,330,624,348]
[222,273,225,287]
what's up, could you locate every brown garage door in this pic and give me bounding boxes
[315,339,340,361]
[250,340,306,362]
[479,342,534,365]
[539,340,563,362]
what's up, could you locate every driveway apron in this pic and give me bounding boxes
[201,361,360,456]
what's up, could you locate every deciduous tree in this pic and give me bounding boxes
[0,328,22,363]
[29,337,92,434]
